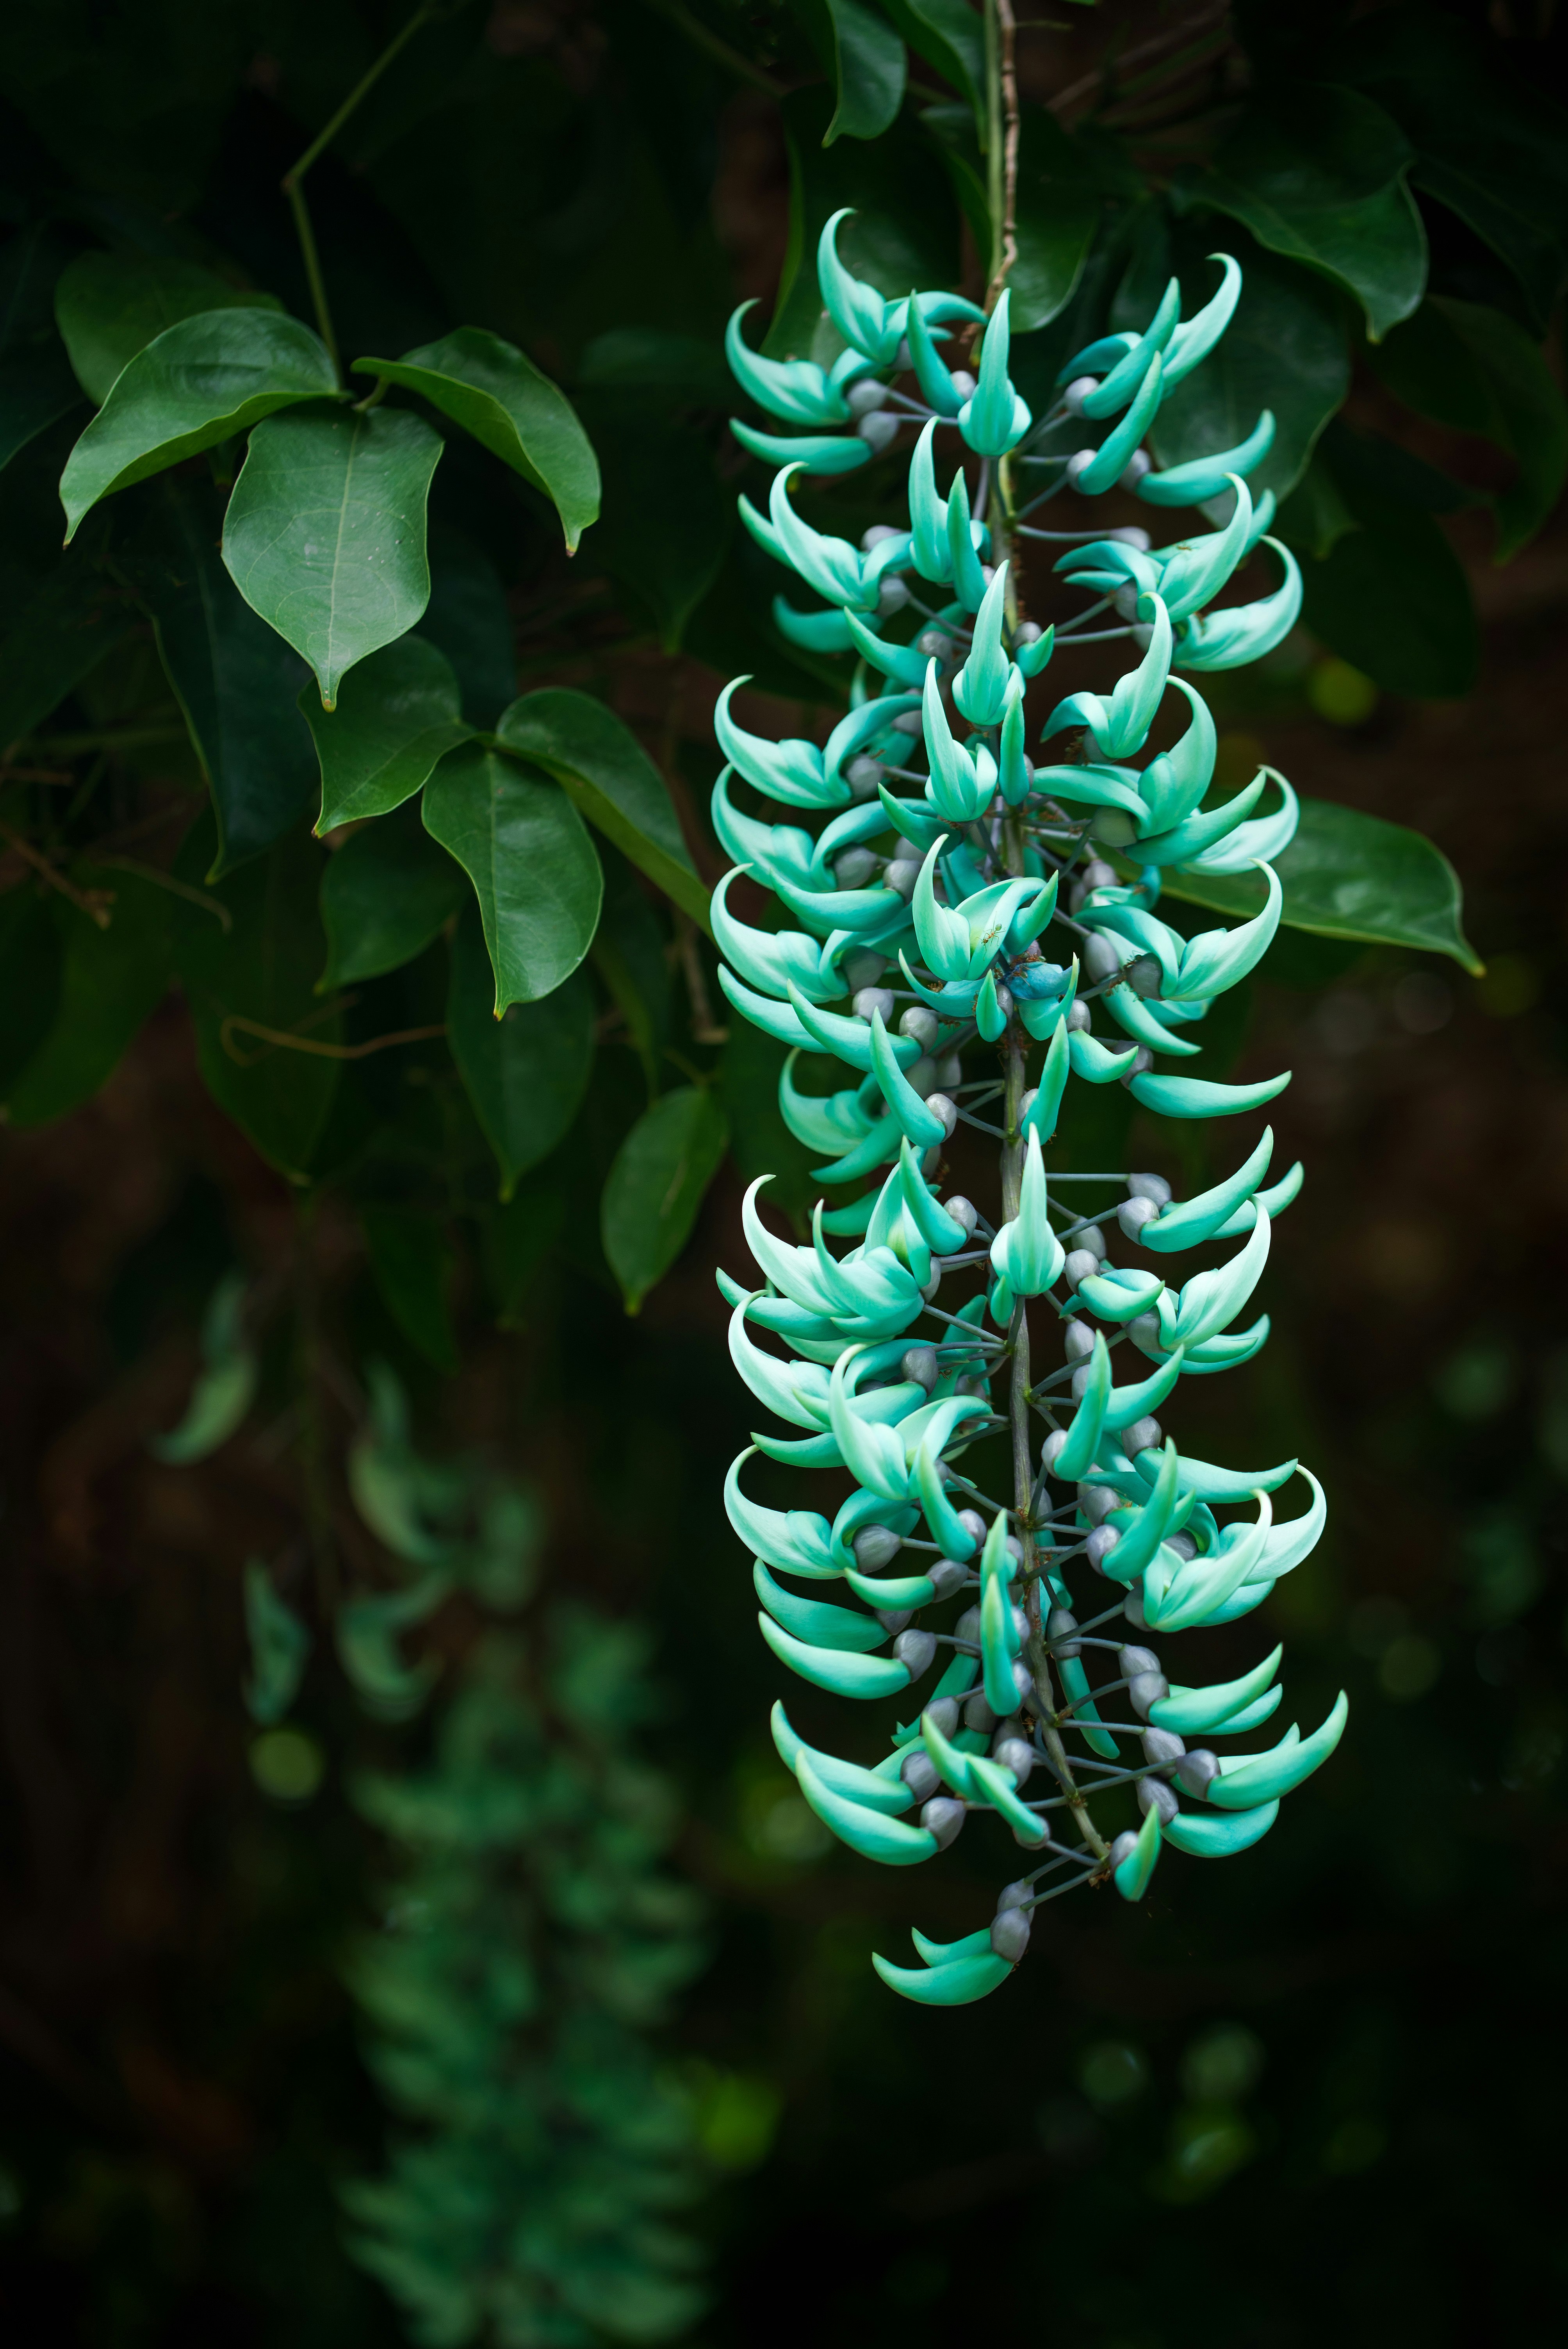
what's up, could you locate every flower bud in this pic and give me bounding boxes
[1137,1774,1180,1823]
[1086,1525,1121,1574]
[944,1194,978,1235]
[996,1877,1035,1912]
[1079,1484,1115,1525]
[1129,1312,1161,1350]
[1063,1318,1094,1359]
[903,1054,938,1099]
[834,846,879,889]
[1175,1748,1219,1797]
[884,856,922,898]
[937,1052,964,1088]
[992,984,1014,1022]
[1083,932,1122,981]
[842,948,886,991]
[925,1697,961,1736]
[853,1524,902,1571]
[848,379,888,417]
[964,1691,998,1734]
[1107,526,1151,550]
[853,985,896,1025]
[900,1748,941,1800]
[1127,1171,1172,1205]
[894,1628,937,1680]
[877,575,911,615]
[1123,1586,1149,1630]
[902,1343,939,1389]
[921,1795,966,1848]
[1166,1531,1197,1561]
[1113,583,1141,621]
[1128,1046,1155,1074]
[917,627,951,658]
[950,368,976,400]
[857,411,899,453]
[845,755,884,800]
[1082,860,1118,891]
[990,1906,1032,1962]
[1046,1606,1080,1657]
[899,1005,940,1048]
[923,1093,959,1138]
[1127,1671,1169,1719]
[1117,1196,1160,1242]
[1064,1247,1100,1289]
[1062,375,1098,416]
[1119,1643,1161,1677]
[1123,1417,1162,1457]
[956,1507,986,1547]
[920,1265,943,1300]
[1119,449,1152,488]
[891,709,923,735]
[1066,999,1092,1032]
[1066,448,1099,488]
[1071,1363,1092,1399]
[1077,1224,1107,1258]
[1130,622,1153,649]
[994,1736,1034,1785]
[1108,1829,1139,1868]
[861,520,902,546]
[877,1607,914,1634]
[929,1558,968,1599]
[1010,1657,1035,1706]
[1016,620,1044,645]
[1141,1726,1185,1766]
[953,1604,982,1645]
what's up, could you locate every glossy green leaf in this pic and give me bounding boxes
[351,327,599,554]
[0,518,131,748]
[925,103,1099,335]
[2,864,171,1125]
[601,1086,729,1314]
[59,308,337,540]
[223,404,443,711]
[119,473,317,873]
[1328,4,1568,330]
[301,634,473,833]
[319,802,465,990]
[1294,426,1477,700]
[53,250,283,406]
[446,901,594,1200]
[494,687,707,931]
[423,740,603,1013]
[578,403,729,656]
[1192,84,1425,340]
[360,1207,458,1374]
[1165,796,1479,973]
[794,0,907,146]
[1367,297,1568,561]
[417,523,515,727]
[883,0,982,119]
[1151,222,1349,503]
[173,817,341,1182]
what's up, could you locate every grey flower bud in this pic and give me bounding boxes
[923,1092,959,1136]
[1128,1171,1172,1205]
[1123,1416,1162,1457]
[1166,1531,1197,1561]
[834,846,879,889]
[1107,526,1151,550]
[1175,1748,1219,1797]
[891,708,923,734]
[861,520,902,545]
[1066,448,1099,488]
[1118,448,1152,488]
[1071,1363,1092,1399]
[884,857,923,898]
[1137,1774,1180,1823]
[1128,1671,1169,1719]
[1046,1606,1081,1657]
[1117,1196,1160,1242]
[902,1344,939,1390]
[1064,1248,1100,1290]
[1128,1046,1155,1075]
[853,985,896,1025]
[853,1524,902,1571]
[937,1052,964,1088]
[877,575,911,615]
[1129,1312,1162,1349]
[898,1005,940,1048]
[1086,1525,1121,1573]
[920,1265,943,1300]
[950,367,976,399]
[1019,1087,1037,1122]
[1062,375,1098,416]
[1010,1657,1035,1706]
[1126,954,1163,998]
[944,1194,978,1235]
[841,948,886,991]
[1119,1644,1161,1677]
[1066,999,1092,1032]
[929,1558,968,1599]
[963,1691,998,1734]
[1083,932,1123,981]
[847,378,888,417]
[1123,1585,1149,1630]
[921,1795,966,1848]
[901,1748,941,1800]
[925,1697,960,1736]
[894,1628,937,1680]
[994,1736,1034,1786]
[1108,1830,1139,1868]
[1130,622,1154,649]
[1141,1726,1185,1766]
[1077,1224,1107,1258]
[990,1906,1032,1962]
[1112,583,1141,621]
[1079,1483,1115,1524]
[857,410,899,452]
[877,1607,914,1634]
[1064,1318,1094,1359]
[992,984,1014,1021]
[956,1508,986,1547]
[997,1877,1035,1912]
[1082,860,1118,891]
[1039,1429,1068,1474]
[917,627,951,658]
[904,1054,939,1099]
[845,755,884,800]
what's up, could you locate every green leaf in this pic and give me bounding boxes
[423,740,602,1012]
[601,1085,729,1313]
[58,308,337,540]
[1294,424,1477,699]
[1151,221,1349,503]
[0,519,132,748]
[319,801,466,990]
[1367,297,1568,561]
[479,1183,565,1330]
[416,523,515,728]
[301,634,473,833]
[360,1207,458,1374]
[1327,4,1568,330]
[924,102,1099,334]
[173,817,341,1181]
[53,250,283,406]
[883,0,983,120]
[768,87,962,361]
[1190,84,1425,341]
[351,328,599,554]
[718,1019,816,1220]
[243,1561,312,1728]
[577,402,730,654]
[0,888,63,1094]
[793,0,907,146]
[446,900,594,1200]
[118,473,317,873]
[1274,453,1358,561]
[2,863,173,1126]
[222,404,443,711]
[1163,796,1479,973]
[0,345,83,476]
[494,687,707,931]
[578,328,731,403]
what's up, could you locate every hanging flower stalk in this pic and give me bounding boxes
[714,216,1346,2007]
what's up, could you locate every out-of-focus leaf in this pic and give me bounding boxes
[1166,796,1479,973]
[446,901,594,1200]
[718,1019,816,1220]
[1274,455,1357,561]
[353,327,599,553]
[0,517,131,747]
[150,1270,257,1463]
[0,345,83,474]
[223,405,442,711]
[59,308,336,539]
[174,816,341,1181]
[416,522,515,727]
[601,1085,728,1314]
[481,1183,565,1329]
[1294,424,1477,699]
[1367,297,1568,561]
[924,102,1099,333]
[3,863,172,1125]
[1326,4,1568,330]
[884,0,982,121]
[0,889,63,1093]
[578,328,731,402]
[303,634,472,833]
[1190,84,1425,340]
[360,1206,458,1374]
[1151,222,1349,503]
[243,1560,313,1727]
[319,802,465,989]
[120,472,317,872]
[423,741,602,1013]
[336,1580,448,1721]
[793,0,907,146]
[494,687,707,930]
[53,250,282,405]
[579,401,730,656]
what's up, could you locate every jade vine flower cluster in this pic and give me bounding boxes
[713,214,1346,2006]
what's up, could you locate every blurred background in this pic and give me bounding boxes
[0,2,1565,2342]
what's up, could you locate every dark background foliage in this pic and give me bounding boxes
[0,1,1565,2342]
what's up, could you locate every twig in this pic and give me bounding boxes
[0,825,114,927]
[220,1013,446,1066]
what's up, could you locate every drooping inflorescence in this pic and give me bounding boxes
[713,213,1346,2005]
